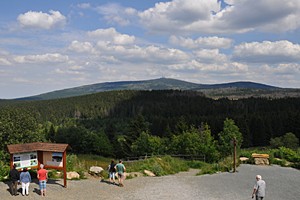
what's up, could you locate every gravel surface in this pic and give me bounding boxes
[1,164,299,200]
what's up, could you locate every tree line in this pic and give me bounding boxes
[0,90,299,161]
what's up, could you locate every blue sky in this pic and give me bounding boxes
[0,0,300,99]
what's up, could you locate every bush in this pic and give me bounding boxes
[0,161,9,181]
[67,154,79,172]
[271,158,287,166]
[126,156,189,176]
[276,147,300,163]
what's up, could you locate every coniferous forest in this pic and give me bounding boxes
[0,90,300,162]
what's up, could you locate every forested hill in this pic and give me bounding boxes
[14,77,289,100]
[1,90,299,157]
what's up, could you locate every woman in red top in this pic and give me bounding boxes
[37,164,48,197]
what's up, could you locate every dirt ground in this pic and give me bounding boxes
[0,164,299,200]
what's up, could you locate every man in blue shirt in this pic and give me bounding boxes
[115,160,126,187]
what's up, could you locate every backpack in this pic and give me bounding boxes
[109,163,116,172]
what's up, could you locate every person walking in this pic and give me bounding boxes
[115,160,126,187]
[108,160,116,184]
[9,164,20,196]
[252,175,266,200]
[37,164,48,197]
[20,167,31,196]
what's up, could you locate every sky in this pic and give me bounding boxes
[0,0,300,99]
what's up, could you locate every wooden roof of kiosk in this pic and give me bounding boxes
[7,142,70,187]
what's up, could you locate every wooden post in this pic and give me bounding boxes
[63,150,67,187]
[233,137,236,173]
[10,154,13,169]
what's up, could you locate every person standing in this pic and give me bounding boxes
[9,164,20,196]
[252,175,266,200]
[115,160,126,187]
[108,160,116,184]
[37,164,48,197]
[20,167,31,196]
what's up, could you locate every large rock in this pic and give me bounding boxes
[254,158,269,165]
[89,166,103,175]
[240,157,249,162]
[67,171,80,179]
[144,170,156,177]
[127,172,143,178]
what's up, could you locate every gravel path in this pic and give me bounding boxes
[1,164,299,200]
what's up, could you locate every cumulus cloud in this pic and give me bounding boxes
[193,49,228,64]
[232,40,300,64]
[138,0,300,34]
[218,0,300,32]
[169,35,232,49]
[94,41,189,64]
[138,0,220,33]
[17,10,66,29]
[14,53,69,64]
[0,57,11,65]
[88,28,135,45]
[96,3,137,26]
[68,40,95,53]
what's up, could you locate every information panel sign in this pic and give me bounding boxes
[13,152,38,169]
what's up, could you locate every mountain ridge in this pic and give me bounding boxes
[14,78,284,100]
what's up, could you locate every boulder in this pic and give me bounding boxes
[67,171,80,179]
[127,172,143,178]
[254,158,269,165]
[89,166,103,175]
[144,170,155,177]
[240,157,249,162]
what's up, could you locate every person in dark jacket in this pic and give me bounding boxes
[9,164,20,196]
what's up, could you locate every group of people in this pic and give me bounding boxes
[9,163,48,197]
[107,159,126,187]
[10,161,266,198]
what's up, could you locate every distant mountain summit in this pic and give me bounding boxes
[17,78,281,100]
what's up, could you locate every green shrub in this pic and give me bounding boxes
[67,154,79,172]
[277,147,300,163]
[197,163,218,175]
[0,161,9,181]
[187,160,208,169]
[125,156,189,176]
[271,158,287,167]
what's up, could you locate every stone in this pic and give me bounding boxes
[127,172,143,178]
[144,170,156,177]
[239,157,249,162]
[67,171,80,179]
[254,158,269,165]
[89,166,103,175]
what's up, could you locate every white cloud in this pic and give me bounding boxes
[96,3,137,26]
[218,0,300,33]
[14,53,69,64]
[138,0,300,34]
[169,35,232,49]
[93,41,189,64]
[68,40,95,53]
[0,57,11,65]
[17,10,66,29]
[88,28,135,45]
[233,40,300,64]
[193,49,228,64]
[138,0,220,33]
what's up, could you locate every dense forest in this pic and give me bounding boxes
[0,90,299,161]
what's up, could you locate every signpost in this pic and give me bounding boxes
[7,142,70,187]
